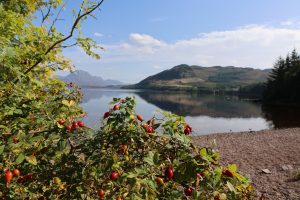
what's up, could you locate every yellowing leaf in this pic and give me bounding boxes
[228,164,237,173]
[57,122,64,129]
[226,181,237,194]
[62,100,75,107]
[53,177,62,185]
[25,155,37,165]
[69,100,75,106]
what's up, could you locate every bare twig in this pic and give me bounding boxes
[48,0,69,35]
[41,5,52,26]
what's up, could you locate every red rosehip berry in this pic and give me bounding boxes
[23,174,33,181]
[222,169,234,177]
[72,121,78,130]
[13,169,20,177]
[77,121,84,127]
[184,186,193,196]
[116,196,122,200]
[147,126,153,134]
[110,171,119,181]
[66,124,72,131]
[103,112,110,119]
[136,114,143,121]
[113,104,119,111]
[184,124,192,135]
[58,119,65,125]
[5,171,13,183]
[155,177,164,186]
[165,166,174,179]
[187,124,192,132]
[98,189,105,198]
[12,136,18,143]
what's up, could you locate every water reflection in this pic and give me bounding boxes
[137,91,262,118]
[262,105,300,129]
[80,88,300,135]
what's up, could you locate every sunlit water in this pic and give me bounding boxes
[80,88,300,135]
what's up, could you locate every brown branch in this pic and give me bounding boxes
[15,0,105,83]
[54,42,78,49]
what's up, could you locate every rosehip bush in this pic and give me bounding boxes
[1,95,254,199]
[0,1,253,199]
[60,97,253,199]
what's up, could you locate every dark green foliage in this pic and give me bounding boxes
[238,83,265,98]
[264,49,300,104]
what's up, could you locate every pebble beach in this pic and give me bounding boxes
[193,128,300,200]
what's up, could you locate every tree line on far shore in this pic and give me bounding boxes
[263,49,300,104]
[238,49,300,104]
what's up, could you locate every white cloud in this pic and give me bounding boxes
[65,24,300,83]
[94,32,104,37]
[129,33,166,47]
[280,20,294,26]
[279,19,300,28]
[101,25,300,68]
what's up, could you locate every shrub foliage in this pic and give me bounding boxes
[0,0,253,199]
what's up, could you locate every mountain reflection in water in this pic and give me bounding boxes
[80,88,300,135]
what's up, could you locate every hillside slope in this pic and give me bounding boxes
[127,64,270,91]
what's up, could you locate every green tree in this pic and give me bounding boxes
[0,0,104,198]
[264,49,300,103]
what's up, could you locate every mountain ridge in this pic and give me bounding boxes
[125,64,271,91]
[58,70,123,87]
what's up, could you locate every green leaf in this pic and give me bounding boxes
[125,172,138,178]
[25,155,37,165]
[15,153,25,164]
[58,140,67,151]
[144,151,155,166]
[29,136,44,143]
[0,145,5,154]
[153,123,161,130]
[134,168,147,176]
[153,152,160,165]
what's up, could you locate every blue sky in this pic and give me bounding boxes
[59,0,300,83]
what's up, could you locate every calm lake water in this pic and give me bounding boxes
[80,88,300,135]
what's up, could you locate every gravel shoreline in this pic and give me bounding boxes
[193,128,300,200]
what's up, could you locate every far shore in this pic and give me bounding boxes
[193,128,300,200]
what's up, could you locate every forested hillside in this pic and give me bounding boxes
[126,64,270,92]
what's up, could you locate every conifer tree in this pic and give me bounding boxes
[264,50,300,103]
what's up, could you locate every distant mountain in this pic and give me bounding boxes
[125,64,271,91]
[59,70,123,87]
